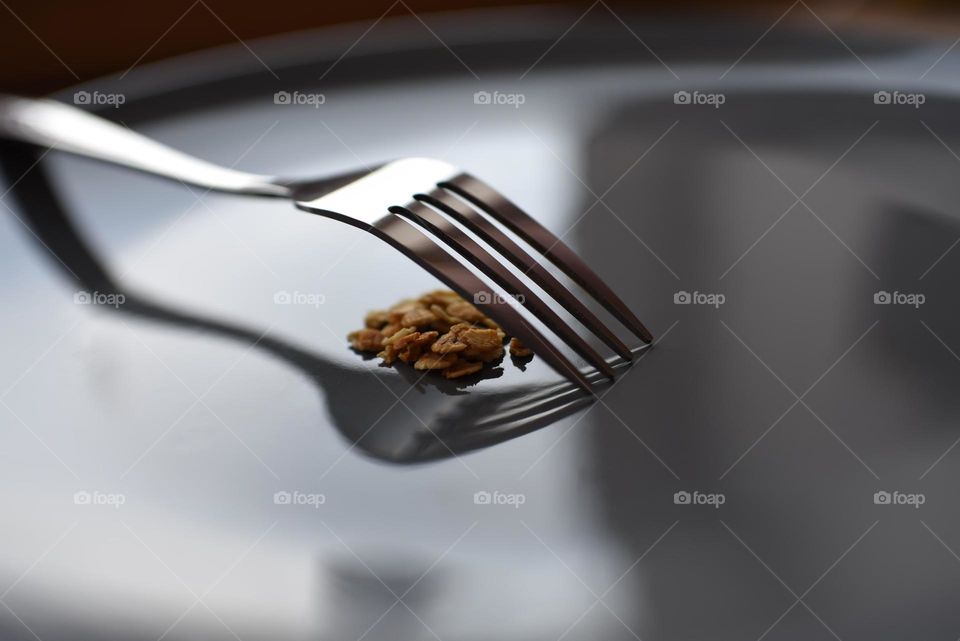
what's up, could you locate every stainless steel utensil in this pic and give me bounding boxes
[0,95,652,392]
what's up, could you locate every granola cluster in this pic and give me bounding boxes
[348,290,534,379]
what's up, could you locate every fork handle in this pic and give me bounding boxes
[0,95,291,197]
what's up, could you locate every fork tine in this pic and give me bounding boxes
[440,174,653,343]
[418,188,633,360]
[371,214,595,394]
[396,200,615,379]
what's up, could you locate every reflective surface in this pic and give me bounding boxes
[2,10,960,641]
[0,94,638,390]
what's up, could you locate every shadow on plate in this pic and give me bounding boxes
[0,142,612,464]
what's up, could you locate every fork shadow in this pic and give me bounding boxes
[0,142,604,464]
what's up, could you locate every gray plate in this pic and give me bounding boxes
[2,8,960,640]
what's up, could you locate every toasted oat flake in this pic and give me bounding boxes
[432,330,468,354]
[348,329,384,352]
[443,360,484,379]
[414,330,438,345]
[348,290,535,382]
[398,330,438,364]
[364,310,389,329]
[446,300,485,323]
[509,337,534,358]
[429,304,462,331]
[414,353,458,370]
[381,320,401,334]
[400,307,437,328]
[461,327,501,351]
[383,326,416,345]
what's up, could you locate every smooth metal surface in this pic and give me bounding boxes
[0,95,290,197]
[444,175,654,342]
[394,199,615,378]
[418,188,633,359]
[0,97,651,392]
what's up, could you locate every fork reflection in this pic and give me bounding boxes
[0,141,615,464]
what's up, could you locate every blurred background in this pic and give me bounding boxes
[2,0,960,94]
[4,1,960,641]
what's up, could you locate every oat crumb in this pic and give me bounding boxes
[347,290,535,382]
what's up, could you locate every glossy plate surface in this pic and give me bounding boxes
[2,9,960,640]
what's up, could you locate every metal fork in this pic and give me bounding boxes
[0,95,652,393]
